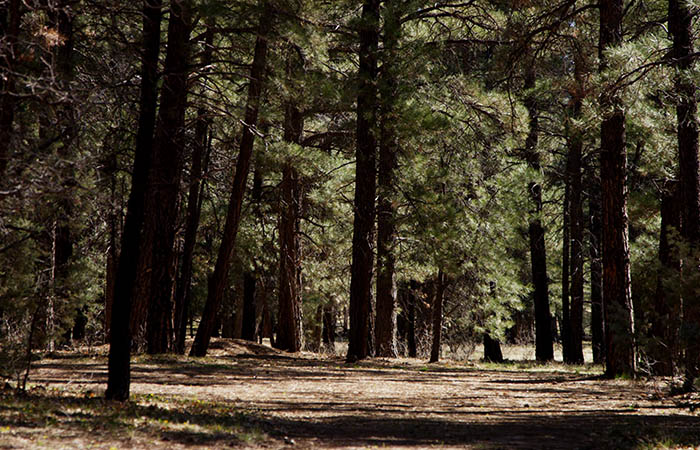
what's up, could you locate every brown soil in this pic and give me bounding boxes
[4,339,700,449]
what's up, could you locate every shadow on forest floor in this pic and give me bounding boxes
[7,339,700,448]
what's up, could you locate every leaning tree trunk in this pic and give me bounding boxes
[106,0,163,401]
[346,0,380,362]
[173,26,214,354]
[374,0,401,359]
[429,271,446,363]
[600,0,636,378]
[668,0,700,390]
[523,65,554,362]
[275,47,304,353]
[190,4,272,357]
[649,182,681,376]
[143,0,193,354]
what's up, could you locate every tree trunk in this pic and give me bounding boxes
[668,0,700,390]
[567,86,585,364]
[190,4,272,357]
[589,173,605,364]
[347,0,380,363]
[483,334,504,363]
[600,0,636,378]
[374,0,400,359]
[0,0,21,180]
[429,271,446,363]
[407,280,417,357]
[106,0,163,401]
[561,182,572,361]
[322,303,335,350]
[173,26,214,354]
[650,182,681,375]
[523,66,554,362]
[241,271,257,341]
[275,48,304,352]
[142,0,192,355]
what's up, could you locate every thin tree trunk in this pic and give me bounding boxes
[374,0,400,359]
[173,26,214,354]
[650,182,681,375]
[407,280,417,357]
[561,181,572,361]
[429,271,446,363]
[600,0,636,378]
[106,0,162,401]
[668,0,700,390]
[190,4,272,357]
[589,173,605,364]
[347,0,380,362]
[567,82,585,364]
[523,66,554,362]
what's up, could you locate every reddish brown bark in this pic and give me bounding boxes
[599,0,636,377]
[374,0,400,358]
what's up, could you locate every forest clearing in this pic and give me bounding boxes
[4,0,700,448]
[1,339,700,449]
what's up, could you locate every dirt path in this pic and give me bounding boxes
[6,340,700,449]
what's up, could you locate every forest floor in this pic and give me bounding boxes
[1,338,700,449]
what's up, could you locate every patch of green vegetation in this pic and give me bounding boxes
[0,388,269,447]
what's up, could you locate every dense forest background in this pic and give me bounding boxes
[0,0,699,401]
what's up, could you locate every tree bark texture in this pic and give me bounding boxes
[190,4,271,357]
[600,0,636,377]
[668,0,700,389]
[173,26,214,354]
[347,0,380,362]
[650,182,681,376]
[106,0,162,401]
[374,0,401,358]
[142,0,192,354]
[523,67,554,362]
[275,48,304,352]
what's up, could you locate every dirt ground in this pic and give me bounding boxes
[2,339,700,449]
